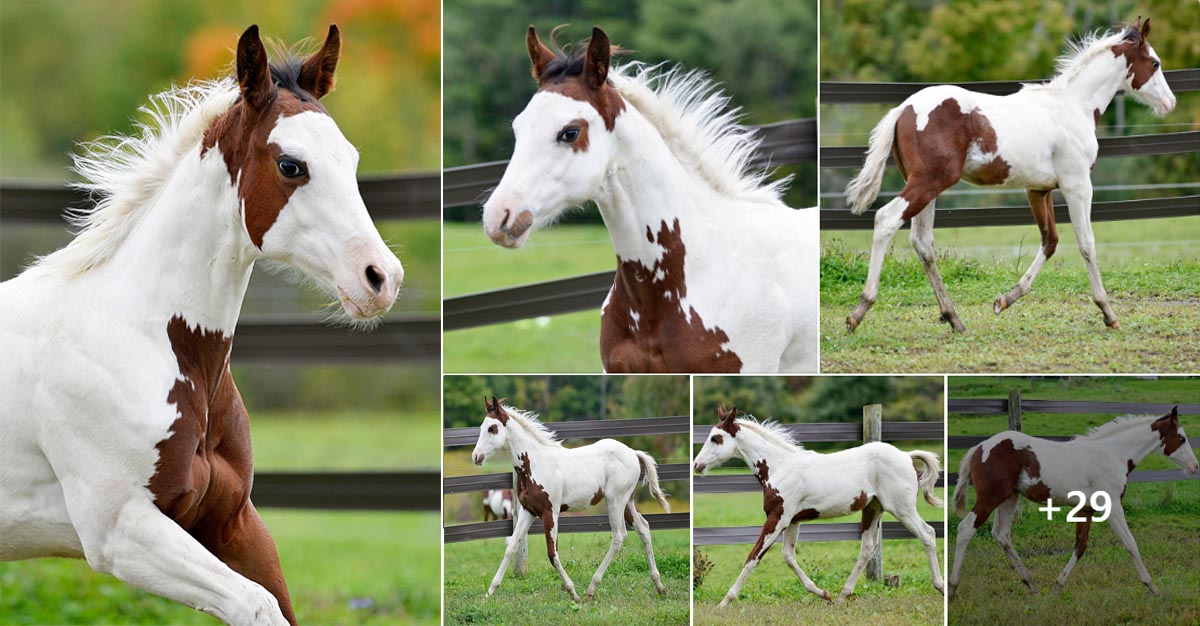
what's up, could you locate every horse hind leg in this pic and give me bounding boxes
[910,201,965,331]
[889,498,945,595]
[838,499,883,600]
[583,498,629,601]
[991,495,1038,593]
[847,177,954,333]
[625,499,666,594]
[995,189,1058,315]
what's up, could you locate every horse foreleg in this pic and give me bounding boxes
[909,201,965,331]
[719,520,786,607]
[193,500,296,624]
[1062,180,1119,328]
[544,511,581,601]
[995,189,1058,314]
[838,500,883,600]
[780,522,830,600]
[991,496,1037,593]
[1105,505,1159,595]
[626,500,665,594]
[890,500,944,595]
[584,500,629,600]
[1053,510,1092,593]
[487,506,533,597]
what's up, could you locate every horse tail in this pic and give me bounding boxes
[635,450,671,514]
[909,449,943,508]
[845,105,903,215]
[951,447,976,517]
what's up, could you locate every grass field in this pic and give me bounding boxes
[947,377,1200,625]
[821,217,1200,372]
[0,410,442,625]
[693,460,946,626]
[443,530,690,625]
[443,222,615,373]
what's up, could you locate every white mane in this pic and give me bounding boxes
[28,78,240,277]
[1023,27,1131,93]
[503,405,564,448]
[735,416,804,452]
[1077,413,1161,440]
[609,62,788,205]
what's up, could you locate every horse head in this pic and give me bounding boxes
[693,405,741,475]
[1112,17,1175,116]
[473,396,511,465]
[1152,406,1198,474]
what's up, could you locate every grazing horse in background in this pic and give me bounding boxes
[693,406,944,606]
[844,18,1175,333]
[0,26,403,626]
[949,407,1197,598]
[483,489,514,521]
[472,397,670,601]
[482,26,818,373]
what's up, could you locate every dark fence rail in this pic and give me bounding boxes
[820,69,1199,103]
[946,397,1200,486]
[695,521,946,546]
[253,471,440,511]
[231,316,440,362]
[444,271,615,331]
[446,512,691,543]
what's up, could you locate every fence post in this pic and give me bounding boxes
[1008,389,1022,518]
[512,470,528,575]
[864,404,883,581]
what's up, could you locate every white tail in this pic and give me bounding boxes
[845,105,903,214]
[635,450,671,514]
[909,450,943,508]
[951,446,976,517]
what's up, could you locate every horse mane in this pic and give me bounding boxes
[502,405,564,448]
[28,41,320,278]
[1022,26,1134,93]
[609,62,788,205]
[735,416,805,452]
[1076,413,1161,440]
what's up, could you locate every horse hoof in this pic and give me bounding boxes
[993,295,1007,314]
[1106,320,1121,330]
[846,315,860,333]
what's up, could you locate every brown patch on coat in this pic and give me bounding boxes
[591,488,605,506]
[711,433,724,445]
[484,396,509,425]
[565,118,590,153]
[850,491,870,512]
[560,504,570,512]
[1026,189,1059,258]
[149,315,295,623]
[860,499,882,533]
[600,219,743,373]
[892,99,1011,222]
[716,406,741,437]
[753,459,770,485]
[1111,20,1158,90]
[514,453,552,517]
[1151,410,1186,455]
[792,508,820,523]
[748,482,785,564]
[1093,108,1102,127]
[1074,511,1094,558]
[966,438,1046,528]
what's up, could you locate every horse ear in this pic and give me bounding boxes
[299,24,341,99]
[237,25,275,110]
[1170,405,1178,420]
[527,26,554,83]
[584,26,611,90]
[716,404,727,420]
[1140,17,1151,39]
[491,395,500,409]
[484,395,493,411]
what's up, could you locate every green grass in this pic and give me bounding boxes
[819,235,1200,372]
[443,530,690,626]
[443,223,615,372]
[946,379,1200,625]
[0,411,442,625]
[693,457,946,626]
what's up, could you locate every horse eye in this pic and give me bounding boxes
[488,425,498,434]
[277,159,306,178]
[1152,60,1160,69]
[557,127,581,143]
[710,435,718,443]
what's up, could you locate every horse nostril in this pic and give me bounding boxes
[499,209,511,231]
[365,265,385,295]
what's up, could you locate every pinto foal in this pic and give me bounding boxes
[845,19,1175,333]
[949,407,1197,598]
[471,398,671,601]
[693,407,945,605]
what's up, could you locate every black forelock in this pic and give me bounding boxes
[269,57,319,103]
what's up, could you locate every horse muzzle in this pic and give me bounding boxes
[472,453,485,466]
[693,462,707,475]
[483,207,535,249]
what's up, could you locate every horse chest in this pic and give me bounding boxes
[513,453,553,517]
[148,317,253,529]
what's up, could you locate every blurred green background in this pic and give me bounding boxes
[443,0,819,373]
[0,1,441,624]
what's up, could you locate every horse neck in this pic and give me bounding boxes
[594,107,717,275]
[1085,419,1160,467]
[88,146,257,335]
[503,420,555,466]
[1058,51,1129,117]
[734,427,801,471]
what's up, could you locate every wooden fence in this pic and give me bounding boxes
[693,405,945,580]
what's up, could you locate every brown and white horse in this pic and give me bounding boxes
[844,19,1176,333]
[949,407,1197,598]
[481,27,818,373]
[483,488,514,521]
[0,26,402,625]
